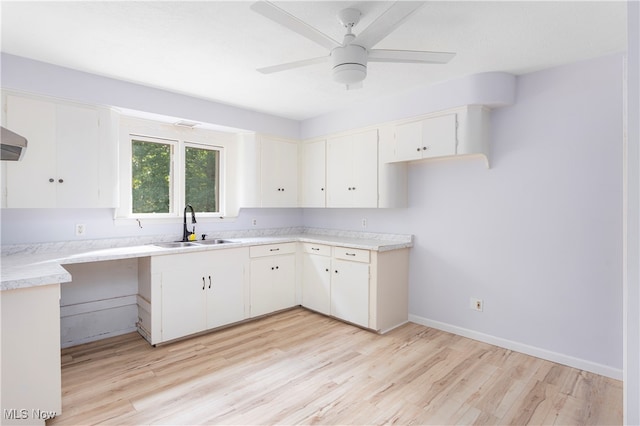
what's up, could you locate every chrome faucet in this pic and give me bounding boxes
[183,204,197,241]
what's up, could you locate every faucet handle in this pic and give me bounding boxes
[201,233,208,241]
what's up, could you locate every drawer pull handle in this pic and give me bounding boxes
[270,248,280,252]
[346,253,356,256]
[311,248,320,251]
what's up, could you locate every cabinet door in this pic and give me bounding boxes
[161,268,207,342]
[301,253,331,315]
[206,249,247,329]
[250,254,295,317]
[350,130,378,208]
[260,137,298,207]
[394,120,423,162]
[5,95,57,207]
[300,139,326,208]
[422,113,457,159]
[55,103,101,207]
[330,259,369,328]
[326,134,354,207]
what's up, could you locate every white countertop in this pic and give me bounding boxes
[1,227,413,291]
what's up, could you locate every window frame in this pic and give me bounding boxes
[116,117,233,221]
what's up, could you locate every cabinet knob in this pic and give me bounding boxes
[271,267,274,270]
[334,270,339,274]
[49,178,54,183]
[416,147,421,152]
[321,188,324,191]
[58,178,64,183]
[276,266,279,270]
[422,146,428,151]
[325,268,329,272]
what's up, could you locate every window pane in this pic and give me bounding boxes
[132,140,171,213]
[185,146,219,212]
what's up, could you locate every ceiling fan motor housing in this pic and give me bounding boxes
[331,44,367,84]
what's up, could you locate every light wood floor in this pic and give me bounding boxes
[49,308,622,425]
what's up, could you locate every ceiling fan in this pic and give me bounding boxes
[250,1,456,89]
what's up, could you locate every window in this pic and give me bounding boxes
[117,117,238,221]
[127,135,223,217]
[185,144,220,213]
[131,139,172,214]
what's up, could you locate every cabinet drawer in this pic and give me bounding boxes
[250,242,296,258]
[302,243,331,256]
[333,247,370,263]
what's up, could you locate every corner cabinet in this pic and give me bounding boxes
[237,133,298,208]
[137,247,250,345]
[387,105,490,167]
[1,93,119,208]
[301,243,411,333]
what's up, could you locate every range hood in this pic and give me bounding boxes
[1,126,27,161]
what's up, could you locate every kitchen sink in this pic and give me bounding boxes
[193,239,231,245]
[153,241,199,248]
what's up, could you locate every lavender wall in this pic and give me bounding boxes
[304,53,624,375]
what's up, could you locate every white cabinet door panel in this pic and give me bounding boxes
[394,120,423,162]
[161,268,207,342]
[5,95,57,207]
[55,103,100,207]
[302,253,331,315]
[330,259,369,328]
[206,249,247,329]
[300,139,326,207]
[422,113,457,159]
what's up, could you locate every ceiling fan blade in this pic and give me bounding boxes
[355,1,426,49]
[250,1,341,51]
[368,49,455,64]
[257,56,328,74]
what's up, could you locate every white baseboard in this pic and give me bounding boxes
[408,314,622,380]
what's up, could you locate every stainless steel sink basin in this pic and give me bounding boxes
[193,239,231,245]
[153,241,199,248]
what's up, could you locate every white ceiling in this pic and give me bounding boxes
[0,1,627,121]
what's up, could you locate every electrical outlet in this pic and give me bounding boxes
[361,218,367,228]
[252,218,257,226]
[470,298,483,312]
[75,224,86,237]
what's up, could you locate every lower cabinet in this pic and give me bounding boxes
[301,244,410,333]
[301,243,332,315]
[249,243,297,317]
[137,241,409,345]
[330,251,370,328]
[137,247,249,345]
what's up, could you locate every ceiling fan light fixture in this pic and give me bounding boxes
[331,44,367,85]
[333,63,367,84]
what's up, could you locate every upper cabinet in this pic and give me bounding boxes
[395,113,457,161]
[2,93,119,208]
[386,105,490,167]
[326,129,379,208]
[238,134,298,208]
